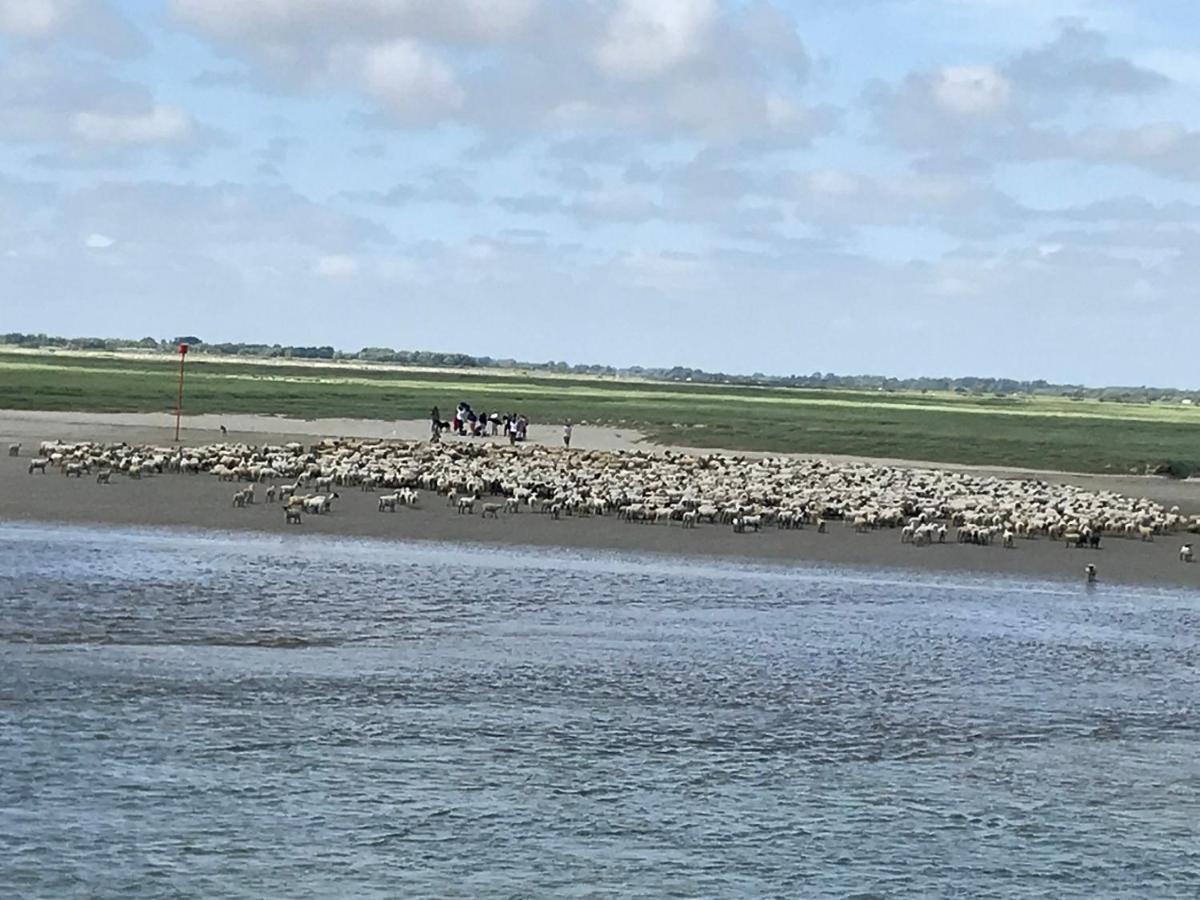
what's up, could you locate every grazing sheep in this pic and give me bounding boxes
[285,507,302,525]
[7,443,19,457]
[1181,544,1194,563]
[96,470,111,484]
[481,502,502,518]
[28,458,48,474]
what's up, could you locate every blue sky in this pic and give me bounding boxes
[2,1,1200,385]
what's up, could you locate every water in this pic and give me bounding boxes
[2,521,1199,898]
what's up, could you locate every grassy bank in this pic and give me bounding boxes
[3,350,1200,473]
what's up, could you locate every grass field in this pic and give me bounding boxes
[3,349,1200,474]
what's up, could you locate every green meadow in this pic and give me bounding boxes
[3,350,1199,474]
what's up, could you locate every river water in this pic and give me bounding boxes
[2,522,1199,898]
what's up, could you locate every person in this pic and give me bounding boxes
[1085,563,1097,584]
[507,415,516,446]
[563,420,572,448]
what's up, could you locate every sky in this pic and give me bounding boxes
[2,1,1200,386]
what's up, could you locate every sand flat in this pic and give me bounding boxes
[3,450,1199,590]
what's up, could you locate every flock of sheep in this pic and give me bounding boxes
[14,437,1200,562]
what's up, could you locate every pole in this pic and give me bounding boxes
[174,343,188,442]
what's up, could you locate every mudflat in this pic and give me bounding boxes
[3,415,1200,589]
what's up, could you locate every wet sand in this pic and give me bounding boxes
[6,408,1200,513]
[3,449,1199,590]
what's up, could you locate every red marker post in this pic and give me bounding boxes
[174,342,188,442]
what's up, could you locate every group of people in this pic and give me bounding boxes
[429,403,572,448]
[430,404,531,445]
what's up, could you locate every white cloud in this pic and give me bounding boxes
[352,40,464,122]
[0,0,145,56]
[931,65,1011,116]
[83,232,113,248]
[173,0,828,146]
[0,0,64,38]
[595,0,717,80]
[314,254,359,276]
[71,104,195,145]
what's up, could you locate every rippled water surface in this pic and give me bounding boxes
[3,522,1200,898]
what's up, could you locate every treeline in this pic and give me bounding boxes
[3,332,1197,402]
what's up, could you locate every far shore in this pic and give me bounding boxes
[3,411,1200,591]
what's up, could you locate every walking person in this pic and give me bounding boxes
[563,420,572,449]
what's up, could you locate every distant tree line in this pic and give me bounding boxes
[3,332,1197,402]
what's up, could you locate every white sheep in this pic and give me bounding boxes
[1181,544,1194,563]
[28,458,49,474]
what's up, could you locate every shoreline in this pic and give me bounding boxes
[4,452,1199,590]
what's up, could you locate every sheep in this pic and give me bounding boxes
[7,443,19,457]
[481,502,502,518]
[456,495,476,515]
[303,493,337,514]
[1002,529,1015,548]
[64,462,87,478]
[265,484,277,503]
[232,488,252,508]
[1085,563,1097,583]
[1181,544,1194,563]
[28,458,49,474]
[96,470,112,484]
[378,493,400,512]
[681,510,698,529]
[285,507,303,525]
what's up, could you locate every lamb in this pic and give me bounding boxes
[378,493,400,512]
[1181,544,1194,563]
[232,488,252,508]
[481,502,502,518]
[96,470,112,484]
[285,507,303,525]
[64,462,87,477]
[7,443,19,457]
[681,510,698,529]
[265,484,277,503]
[28,458,49,474]
[456,495,476,514]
